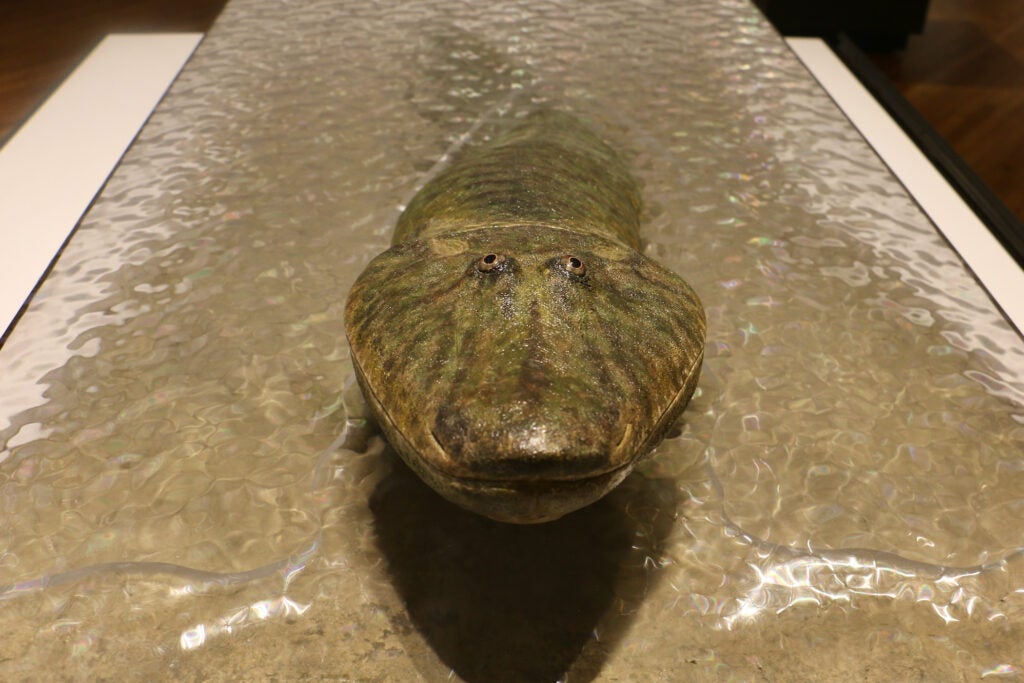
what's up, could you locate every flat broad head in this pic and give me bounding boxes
[345,226,705,522]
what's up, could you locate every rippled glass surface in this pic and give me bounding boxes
[2,0,1023,679]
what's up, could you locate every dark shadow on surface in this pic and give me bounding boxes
[370,453,680,683]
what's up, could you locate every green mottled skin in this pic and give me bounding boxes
[345,110,706,523]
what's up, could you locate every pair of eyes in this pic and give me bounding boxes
[476,253,587,277]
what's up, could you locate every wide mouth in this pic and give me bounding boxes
[420,428,635,487]
[424,422,631,483]
[410,448,637,524]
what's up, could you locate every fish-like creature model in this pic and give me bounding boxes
[345,110,706,523]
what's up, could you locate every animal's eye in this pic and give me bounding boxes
[560,254,587,277]
[476,253,507,272]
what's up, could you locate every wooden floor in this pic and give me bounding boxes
[1,0,1021,223]
[868,0,1024,223]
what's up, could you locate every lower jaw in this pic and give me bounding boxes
[407,456,636,524]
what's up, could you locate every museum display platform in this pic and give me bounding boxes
[1,0,1022,679]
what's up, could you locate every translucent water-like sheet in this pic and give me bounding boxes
[1,0,1023,680]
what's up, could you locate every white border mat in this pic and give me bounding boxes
[0,33,203,339]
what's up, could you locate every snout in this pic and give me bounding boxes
[431,404,628,482]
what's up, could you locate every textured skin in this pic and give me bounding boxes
[345,111,706,523]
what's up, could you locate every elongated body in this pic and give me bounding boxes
[345,111,705,523]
